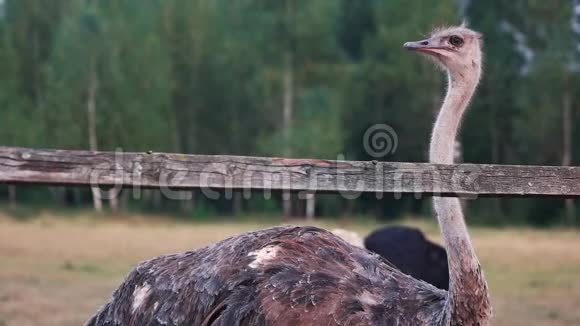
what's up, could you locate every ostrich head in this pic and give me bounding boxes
[404,26,483,79]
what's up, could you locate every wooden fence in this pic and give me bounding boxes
[1,146,579,199]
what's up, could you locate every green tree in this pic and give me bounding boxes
[44,0,174,211]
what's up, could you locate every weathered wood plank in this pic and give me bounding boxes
[0,146,579,198]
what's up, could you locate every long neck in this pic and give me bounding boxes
[431,68,491,324]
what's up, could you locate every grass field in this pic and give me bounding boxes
[1,212,579,326]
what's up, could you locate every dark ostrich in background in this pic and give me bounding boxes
[365,226,449,290]
[86,26,491,326]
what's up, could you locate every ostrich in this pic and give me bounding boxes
[334,226,448,290]
[365,226,449,290]
[86,26,491,326]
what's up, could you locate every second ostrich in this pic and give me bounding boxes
[365,226,449,290]
[87,26,491,326]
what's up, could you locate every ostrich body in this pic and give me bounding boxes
[87,226,446,325]
[87,26,491,326]
[365,226,449,290]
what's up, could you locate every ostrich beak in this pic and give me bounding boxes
[403,39,442,53]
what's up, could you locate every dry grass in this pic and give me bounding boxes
[1,212,579,326]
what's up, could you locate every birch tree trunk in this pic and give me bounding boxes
[282,0,294,219]
[87,64,103,212]
[562,76,575,225]
[490,108,503,219]
[282,51,294,219]
[109,189,119,214]
[305,192,315,221]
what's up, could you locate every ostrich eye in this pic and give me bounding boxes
[449,35,464,47]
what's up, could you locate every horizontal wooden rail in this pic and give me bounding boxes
[0,146,579,198]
